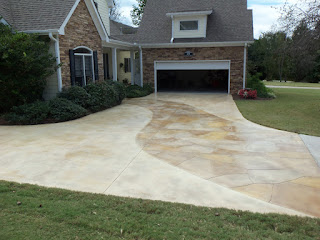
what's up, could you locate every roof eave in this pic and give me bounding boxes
[166,10,213,17]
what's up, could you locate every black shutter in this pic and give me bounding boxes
[103,53,110,80]
[69,50,76,86]
[93,51,99,81]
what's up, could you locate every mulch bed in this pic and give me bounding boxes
[232,94,274,101]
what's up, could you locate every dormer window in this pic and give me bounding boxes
[166,10,212,42]
[180,21,199,31]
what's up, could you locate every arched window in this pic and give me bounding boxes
[69,47,99,87]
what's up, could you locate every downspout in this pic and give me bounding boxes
[170,16,174,43]
[243,43,248,89]
[139,46,144,87]
[49,33,62,92]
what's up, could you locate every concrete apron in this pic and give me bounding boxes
[0,93,319,217]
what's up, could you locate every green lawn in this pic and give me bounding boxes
[235,88,320,136]
[264,81,320,88]
[1,181,319,240]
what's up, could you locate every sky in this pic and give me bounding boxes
[117,0,298,39]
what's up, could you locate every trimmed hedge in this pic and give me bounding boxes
[84,82,117,112]
[107,80,126,104]
[49,98,88,122]
[126,84,154,98]
[3,81,126,125]
[4,101,50,125]
[58,86,90,108]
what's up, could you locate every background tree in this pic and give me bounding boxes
[0,23,56,113]
[131,0,147,26]
[109,0,122,21]
[248,0,320,83]
[248,31,291,81]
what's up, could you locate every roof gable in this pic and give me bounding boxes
[0,0,108,41]
[136,0,253,44]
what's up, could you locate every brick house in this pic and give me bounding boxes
[0,0,253,98]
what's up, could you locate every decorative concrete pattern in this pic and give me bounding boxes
[0,93,319,217]
[133,93,320,217]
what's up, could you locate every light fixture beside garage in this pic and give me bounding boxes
[184,51,194,57]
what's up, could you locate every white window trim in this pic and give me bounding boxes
[73,46,95,85]
[179,20,199,32]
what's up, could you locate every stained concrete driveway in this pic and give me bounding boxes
[0,93,319,217]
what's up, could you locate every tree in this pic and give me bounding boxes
[248,31,291,81]
[109,0,122,21]
[131,0,147,26]
[280,0,320,82]
[0,23,56,113]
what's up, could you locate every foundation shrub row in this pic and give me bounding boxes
[4,81,126,125]
[126,84,154,98]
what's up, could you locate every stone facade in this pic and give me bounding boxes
[59,0,104,88]
[142,47,245,94]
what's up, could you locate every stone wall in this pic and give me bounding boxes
[142,47,245,94]
[59,0,104,87]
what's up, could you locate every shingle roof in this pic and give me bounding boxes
[110,20,138,35]
[135,0,253,44]
[0,0,76,31]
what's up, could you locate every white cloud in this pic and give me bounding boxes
[249,4,281,38]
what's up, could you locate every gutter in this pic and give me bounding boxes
[104,40,253,49]
[24,29,59,34]
[48,33,62,92]
[139,41,254,48]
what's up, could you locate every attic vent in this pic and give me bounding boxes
[184,51,194,57]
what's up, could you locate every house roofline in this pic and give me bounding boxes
[0,17,9,26]
[102,40,253,49]
[138,41,254,48]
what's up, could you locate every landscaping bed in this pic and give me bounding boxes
[0,181,319,240]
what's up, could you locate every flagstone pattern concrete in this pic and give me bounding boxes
[133,93,320,217]
[0,92,319,217]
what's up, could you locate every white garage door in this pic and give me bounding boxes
[154,60,231,93]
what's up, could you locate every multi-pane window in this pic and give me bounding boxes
[70,47,98,87]
[180,21,199,31]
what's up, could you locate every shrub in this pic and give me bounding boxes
[4,101,50,125]
[106,80,126,104]
[0,23,56,113]
[238,89,257,99]
[247,74,275,98]
[84,82,117,112]
[126,84,153,98]
[58,86,90,108]
[143,84,154,94]
[49,98,87,122]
